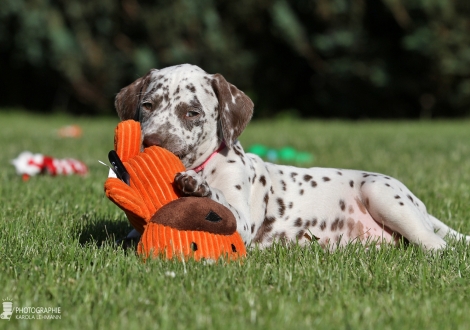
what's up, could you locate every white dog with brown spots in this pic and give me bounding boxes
[114,63,470,251]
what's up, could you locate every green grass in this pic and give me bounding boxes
[1,110,470,329]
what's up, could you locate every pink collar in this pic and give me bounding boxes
[193,142,226,173]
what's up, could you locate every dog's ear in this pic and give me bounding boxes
[115,70,155,120]
[211,74,254,148]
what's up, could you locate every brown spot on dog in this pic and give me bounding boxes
[264,193,269,205]
[399,202,404,206]
[235,185,242,190]
[291,173,298,181]
[251,224,255,233]
[331,218,340,231]
[395,195,400,199]
[253,216,276,243]
[233,146,244,158]
[347,217,365,240]
[300,189,304,195]
[311,181,317,187]
[347,217,355,233]
[338,219,344,230]
[354,221,365,239]
[348,205,354,214]
[349,180,354,188]
[355,197,368,214]
[259,175,267,186]
[186,84,196,93]
[311,218,318,227]
[294,218,303,227]
[281,180,287,191]
[303,175,312,182]
[323,177,331,182]
[296,230,305,240]
[337,171,343,176]
[339,199,346,211]
[277,198,286,217]
[407,194,414,203]
[320,221,326,231]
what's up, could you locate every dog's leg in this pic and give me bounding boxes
[359,179,447,250]
[174,170,212,197]
[428,215,470,242]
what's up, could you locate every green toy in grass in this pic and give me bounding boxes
[247,144,314,165]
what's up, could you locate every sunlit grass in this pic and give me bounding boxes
[1,110,470,329]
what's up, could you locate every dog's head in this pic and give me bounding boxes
[115,64,254,169]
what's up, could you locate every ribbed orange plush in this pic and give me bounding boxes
[104,120,246,261]
[138,222,246,261]
[138,197,246,261]
[104,120,185,233]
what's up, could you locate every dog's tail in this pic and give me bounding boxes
[429,215,470,242]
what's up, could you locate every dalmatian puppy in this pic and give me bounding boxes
[115,64,470,251]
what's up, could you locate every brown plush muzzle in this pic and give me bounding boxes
[139,197,246,260]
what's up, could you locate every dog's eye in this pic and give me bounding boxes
[142,102,152,111]
[186,110,200,118]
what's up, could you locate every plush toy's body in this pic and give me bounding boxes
[104,120,246,261]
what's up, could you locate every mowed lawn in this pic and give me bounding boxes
[1,110,470,330]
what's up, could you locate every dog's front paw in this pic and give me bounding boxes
[175,170,211,197]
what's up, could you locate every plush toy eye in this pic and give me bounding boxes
[142,102,152,111]
[186,110,200,118]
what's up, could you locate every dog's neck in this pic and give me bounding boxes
[193,142,226,173]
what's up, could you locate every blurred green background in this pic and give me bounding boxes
[1,0,470,119]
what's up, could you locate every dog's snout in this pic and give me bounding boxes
[143,134,163,148]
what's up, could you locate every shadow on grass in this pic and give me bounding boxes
[76,218,132,247]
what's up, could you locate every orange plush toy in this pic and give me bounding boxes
[104,120,246,261]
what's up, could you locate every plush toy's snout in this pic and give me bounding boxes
[139,197,245,260]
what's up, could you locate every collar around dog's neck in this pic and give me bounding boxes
[193,142,226,173]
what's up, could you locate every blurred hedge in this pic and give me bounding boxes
[1,0,470,118]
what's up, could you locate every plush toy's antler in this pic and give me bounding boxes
[104,120,246,261]
[113,120,142,162]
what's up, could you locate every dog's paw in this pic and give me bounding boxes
[174,170,211,197]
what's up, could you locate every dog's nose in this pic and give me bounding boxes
[143,134,163,148]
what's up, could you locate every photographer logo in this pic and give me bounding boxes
[1,298,61,320]
[1,299,13,321]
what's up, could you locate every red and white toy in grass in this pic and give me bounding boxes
[11,151,88,181]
